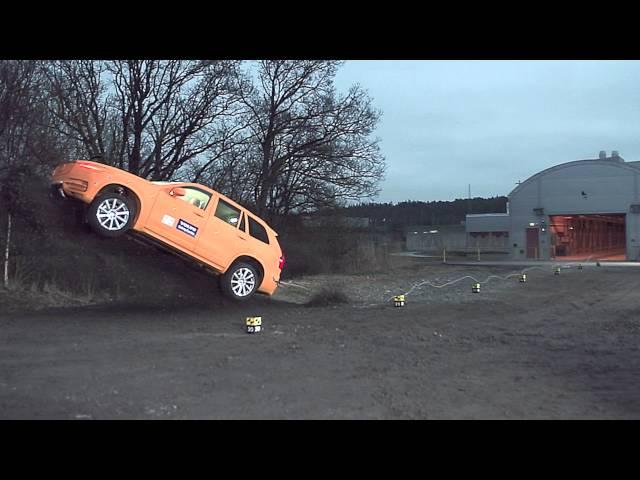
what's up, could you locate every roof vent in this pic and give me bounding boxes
[599,150,607,160]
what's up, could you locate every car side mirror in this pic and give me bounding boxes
[171,187,186,197]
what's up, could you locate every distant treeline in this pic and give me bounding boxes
[327,196,508,229]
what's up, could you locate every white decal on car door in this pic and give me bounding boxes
[161,214,176,227]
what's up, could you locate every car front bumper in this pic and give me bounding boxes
[49,182,67,200]
[49,181,92,204]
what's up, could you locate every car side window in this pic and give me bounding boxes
[176,187,211,210]
[214,198,241,227]
[248,216,270,244]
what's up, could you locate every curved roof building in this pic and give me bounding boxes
[466,151,640,261]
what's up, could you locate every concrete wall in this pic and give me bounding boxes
[406,224,510,253]
[467,231,510,251]
[626,213,640,261]
[406,225,467,252]
[466,213,510,232]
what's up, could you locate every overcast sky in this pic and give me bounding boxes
[333,60,640,204]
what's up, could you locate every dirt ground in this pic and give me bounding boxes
[1,258,640,419]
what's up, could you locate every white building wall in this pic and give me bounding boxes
[626,213,640,261]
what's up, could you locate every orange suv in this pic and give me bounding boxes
[51,160,284,301]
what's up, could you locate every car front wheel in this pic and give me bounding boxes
[221,262,259,301]
[88,193,136,237]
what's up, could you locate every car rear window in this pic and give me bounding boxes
[248,216,270,244]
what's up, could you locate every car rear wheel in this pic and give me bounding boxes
[88,193,136,238]
[221,262,258,301]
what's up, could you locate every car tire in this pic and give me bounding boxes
[87,192,136,238]
[221,262,259,301]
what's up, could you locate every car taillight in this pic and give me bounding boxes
[279,254,285,270]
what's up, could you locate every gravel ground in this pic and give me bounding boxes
[1,260,639,419]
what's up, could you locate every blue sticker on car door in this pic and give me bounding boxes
[176,219,198,237]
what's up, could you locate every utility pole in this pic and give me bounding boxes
[465,184,471,255]
[3,212,11,289]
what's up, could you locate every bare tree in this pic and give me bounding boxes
[43,60,386,220]
[44,60,115,161]
[0,61,57,288]
[233,60,385,218]
[135,61,250,181]
[0,61,38,289]
[46,60,246,181]
[185,142,257,204]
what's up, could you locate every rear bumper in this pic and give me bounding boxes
[257,273,281,296]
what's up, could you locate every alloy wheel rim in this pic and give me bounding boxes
[231,268,256,297]
[96,198,130,231]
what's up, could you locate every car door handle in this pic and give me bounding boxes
[192,211,204,218]
[237,235,247,240]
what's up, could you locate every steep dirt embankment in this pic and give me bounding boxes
[1,186,229,312]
